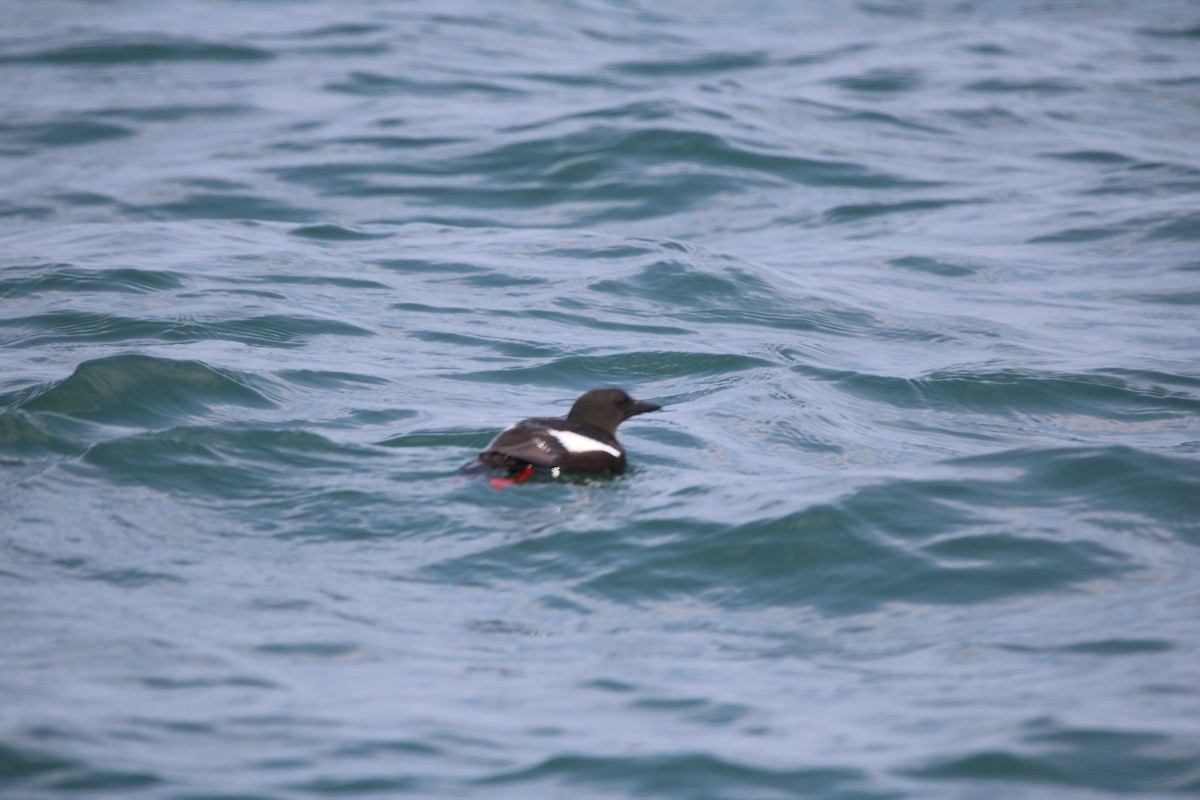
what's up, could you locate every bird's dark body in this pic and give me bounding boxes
[478,418,628,474]
[472,388,660,478]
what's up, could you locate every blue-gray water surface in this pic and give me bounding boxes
[2,1,1199,798]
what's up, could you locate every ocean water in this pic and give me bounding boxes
[2,1,1199,798]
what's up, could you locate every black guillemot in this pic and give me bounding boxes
[473,388,660,487]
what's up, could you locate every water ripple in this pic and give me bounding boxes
[18,354,274,426]
[1,36,273,64]
[2,2,1199,798]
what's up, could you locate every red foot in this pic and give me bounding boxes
[489,463,534,490]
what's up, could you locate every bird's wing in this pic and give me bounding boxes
[485,424,567,468]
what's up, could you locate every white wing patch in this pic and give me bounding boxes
[548,430,620,457]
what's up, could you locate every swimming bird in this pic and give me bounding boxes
[474,388,660,487]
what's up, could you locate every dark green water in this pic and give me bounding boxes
[2,2,1199,798]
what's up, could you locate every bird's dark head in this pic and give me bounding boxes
[567,387,661,435]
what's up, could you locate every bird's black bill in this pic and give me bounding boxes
[631,400,661,416]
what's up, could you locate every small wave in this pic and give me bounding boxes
[237,273,391,290]
[421,464,1131,614]
[586,255,893,337]
[588,256,778,305]
[965,78,1081,94]
[946,445,1200,543]
[0,119,134,153]
[129,191,315,223]
[828,67,923,93]
[0,264,184,298]
[1126,290,1200,306]
[424,440,1193,610]
[1079,161,1200,199]
[827,366,1200,420]
[1,310,373,349]
[289,223,392,241]
[274,369,390,390]
[137,674,278,690]
[1044,149,1137,164]
[0,741,161,794]
[1143,210,1200,242]
[378,429,486,449]
[290,133,463,154]
[1029,209,1200,244]
[409,329,562,360]
[98,104,252,123]
[80,423,386,504]
[477,752,870,796]
[998,638,1174,655]
[326,70,525,98]
[452,351,775,386]
[834,109,947,133]
[80,567,185,589]
[589,502,1119,612]
[0,411,90,463]
[288,23,387,40]
[1139,23,1200,38]
[267,123,934,228]
[0,741,77,786]
[472,309,692,336]
[1,36,273,65]
[19,354,275,427]
[886,255,976,277]
[606,50,769,78]
[1,311,163,348]
[905,722,1200,793]
[824,198,978,223]
[288,775,421,794]
[254,641,362,659]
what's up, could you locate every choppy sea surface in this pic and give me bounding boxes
[3,1,1199,798]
